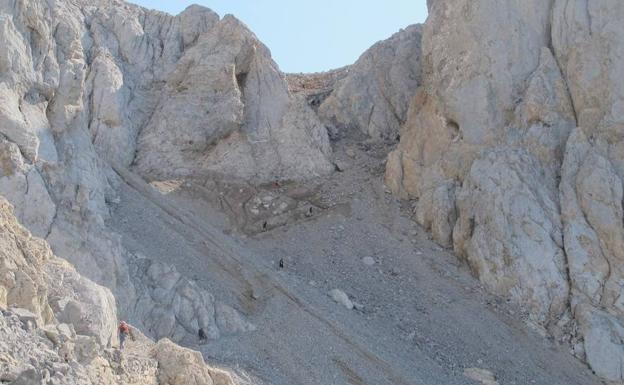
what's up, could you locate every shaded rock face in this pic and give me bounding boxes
[0,0,269,346]
[317,25,423,141]
[384,0,624,381]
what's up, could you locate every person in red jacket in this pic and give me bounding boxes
[118,321,135,350]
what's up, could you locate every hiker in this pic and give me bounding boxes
[198,328,207,342]
[118,320,135,350]
[279,258,284,269]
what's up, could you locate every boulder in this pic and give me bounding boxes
[152,339,235,385]
[329,289,354,310]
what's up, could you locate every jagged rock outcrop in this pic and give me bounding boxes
[317,25,422,141]
[0,196,240,384]
[384,0,624,382]
[133,14,333,182]
[0,0,301,347]
[130,257,254,343]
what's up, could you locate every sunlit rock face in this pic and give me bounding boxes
[133,14,334,183]
[384,0,624,381]
[317,24,423,141]
[0,0,280,346]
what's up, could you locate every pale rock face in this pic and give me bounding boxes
[387,0,564,313]
[453,149,568,324]
[134,15,333,182]
[384,0,624,380]
[552,0,624,380]
[85,52,134,166]
[318,24,423,140]
[422,0,552,145]
[0,0,279,346]
[0,139,56,238]
[0,197,239,384]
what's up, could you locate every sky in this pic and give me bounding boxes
[127,1,428,73]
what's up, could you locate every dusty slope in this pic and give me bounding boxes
[108,137,600,385]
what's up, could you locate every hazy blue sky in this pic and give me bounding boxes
[128,1,428,73]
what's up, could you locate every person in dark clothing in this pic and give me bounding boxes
[198,328,207,342]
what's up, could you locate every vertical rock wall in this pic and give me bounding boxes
[384,0,624,381]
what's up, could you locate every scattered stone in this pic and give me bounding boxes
[329,289,354,310]
[464,368,499,385]
[362,257,376,266]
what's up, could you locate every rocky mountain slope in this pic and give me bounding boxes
[0,196,239,384]
[0,0,302,348]
[384,0,624,382]
[0,0,621,384]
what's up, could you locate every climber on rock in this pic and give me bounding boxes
[118,320,135,350]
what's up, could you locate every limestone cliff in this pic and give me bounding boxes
[318,24,423,141]
[0,0,264,351]
[383,0,624,381]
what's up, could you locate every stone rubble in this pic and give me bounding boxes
[0,196,238,385]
